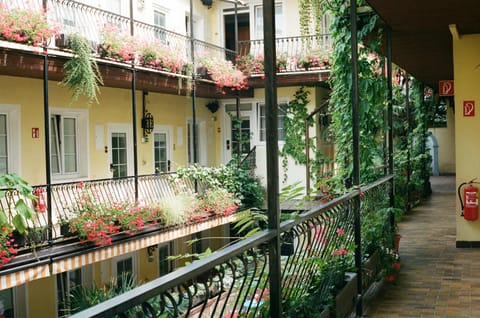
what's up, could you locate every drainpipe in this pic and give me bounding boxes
[263,0,281,316]
[349,0,363,315]
[234,1,241,162]
[130,0,139,200]
[42,0,52,243]
[190,0,197,165]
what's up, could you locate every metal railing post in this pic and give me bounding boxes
[350,0,363,315]
[263,0,281,316]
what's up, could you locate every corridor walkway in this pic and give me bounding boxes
[365,176,480,317]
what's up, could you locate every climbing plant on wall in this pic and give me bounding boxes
[324,0,388,186]
[392,77,432,210]
[299,0,324,36]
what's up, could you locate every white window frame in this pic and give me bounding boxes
[257,101,288,143]
[153,125,173,173]
[0,105,20,175]
[108,123,134,177]
[253,2,284,39]
[50,108,89,182]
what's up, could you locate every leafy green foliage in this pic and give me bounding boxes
[174,161,265,209]
[61,33,103,104]
[0,174,36,234]
[326,1,387,186]
[67,272,138,316]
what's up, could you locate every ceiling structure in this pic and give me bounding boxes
[366,0,480,89]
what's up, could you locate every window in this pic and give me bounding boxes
[158,244,171,276]
[0,105,20,174]
[50,108,88,180]
[57,269,82,316]
[116,256,134,286]
[50,116,77,175]
[154,10,166,42]
[154,132,168,173]
[51,115,77,174]
[0,114,8,173]
[258,103,286,142]
[254,3,283,39]
[0,288,14,318]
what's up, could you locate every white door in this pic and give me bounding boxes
[108,124,133,178]
[223,103,254,162]
[153,126,173,173]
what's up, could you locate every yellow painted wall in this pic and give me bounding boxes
[453,33,480,241]
[0,75,219,185]
[28,276,56,317]
[429,106,456,174]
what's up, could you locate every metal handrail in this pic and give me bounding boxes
[70,175,394,317]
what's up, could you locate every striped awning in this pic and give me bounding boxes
[0,214,234,291]
[0,263,50,291]
[51,215,235,274]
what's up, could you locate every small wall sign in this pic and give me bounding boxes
[463,101,475,117]
[439,80,454,96]
[32,128,39,138]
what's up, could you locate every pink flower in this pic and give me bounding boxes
[336,228,345,236]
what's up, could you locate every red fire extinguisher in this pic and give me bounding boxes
[33,188,46,213]
[458,178,479,221]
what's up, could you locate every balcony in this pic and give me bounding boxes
[0,173,243,288]
[0,0,332,95]
[66,175,396,317]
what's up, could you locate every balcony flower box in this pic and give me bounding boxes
[334,272,357,318]
[362,249,381,290]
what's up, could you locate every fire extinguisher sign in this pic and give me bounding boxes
[463,100,475,117]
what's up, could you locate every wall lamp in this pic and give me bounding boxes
[147,245,157,262]
[142,90,154,139]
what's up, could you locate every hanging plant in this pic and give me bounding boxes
[325,1,387,185]
[61,33,103,104]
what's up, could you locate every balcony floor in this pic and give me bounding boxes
[364,175,480,317]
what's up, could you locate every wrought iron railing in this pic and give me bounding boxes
[237,34,333,74]
[0,173,206,245]
[240,146,256,177]
[70,175,394,317]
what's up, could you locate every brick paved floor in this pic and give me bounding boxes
[363,176,480,317]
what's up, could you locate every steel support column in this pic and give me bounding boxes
[130,0,139,200]
[42,0,52,242]
[190,0,197,165]
[350,0,363,315]
[43,52,52,242]
[405,72,411,211]
[263,0,281,316]
[387,28,395,225]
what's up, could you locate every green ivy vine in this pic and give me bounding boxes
[325,0,387,185]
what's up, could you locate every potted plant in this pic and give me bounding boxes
[0,226,17,268]
[138,40,185,74]
[195,55,248,92]
[197,188,239,217]
[61,33,103,104]
[98,24,136,63]
[0,4,59,47]
[67,193,122,246]
[235,54,264,76]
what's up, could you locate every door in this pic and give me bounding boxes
[153,126,172,173]
[109,124,133,178]
[224,12,250,57]
[224,103,253,162]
